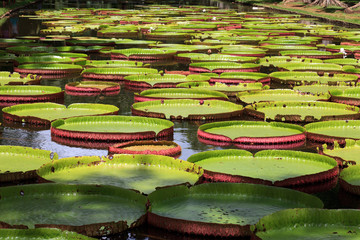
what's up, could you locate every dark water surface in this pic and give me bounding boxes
[0,0,359,239]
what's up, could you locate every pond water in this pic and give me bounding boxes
[0,0,359,239]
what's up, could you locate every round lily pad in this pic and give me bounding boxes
[321,139,360,166]
[15,55,86,66]
[108,140,181,158]
[0,146,58,183]
[111,48,176,60]
[237,89,330,104]
[132,99,243,120]
[0,72,40,86]
[198,121,306,149]
[38,154,202,194]
[148,183,323,237]
[0,228,95,240]
[279,50,343,59]
[306,120,360,146]
[177,82,265,97]
[51,115,174,148]
[187,149,338,188]
[330,87,360,106]
[210,72,270,85]
[294,84,354,95]
[0,85,64,107]
[0,184,147,236]
[175,53,257,63]
[189,62,260,74]
[65,81,120,96]
[134,88,228,102]
[84,60,148,68]
[252,208,360,240]
[270,72,358,87]
[81,67,158,82]
[245,101,360,123]
[3,103,119,126]
[259,56,322,67]
[124,74,208,91]
[14,64,83,79]
[340,165,360,195]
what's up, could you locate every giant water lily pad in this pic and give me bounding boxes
[245,101,360,122]
[0,228,95,240]
[111,48,176,60]
[294,84,354,95]
[259,56,322,67]
[15,55,86,65]
[189,62,260,73]
[187,149,338,188]
[210,72,270,85]
[3,103,119,125]
[237,89,330,104]
[175,53,257,62]
[65,81,120,96]
[330,87,360,106]
[177,82,265,97]
[134,88,228,102]
[340,165,360,195]
[252,209,360,240]
[0,146,58,182]
[321,139,360,166]
[198,121,305,149]
[0,85,64,107]
[132,99,242,120]
[0,184,147,236]
[148,183,323,237]
[270,72,358,86]
[279,50,343,59]
[306,120,360,146]
[84,60,148,68]
[38,154,202,194]
[81,67,158,82]
[124,74,208,91]
[14,64,83,79]
[0,72,40,85]
[51,115,174,148]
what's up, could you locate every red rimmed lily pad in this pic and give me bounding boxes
[189,62,260,74]
[111,48,176,61]
[65,81,120,96]
[0,146,58,183]
[330,87,360,106]
[276,63,349,73]
[124,74,209,92]
[108,140,181,158]
[294,83,354,95]
[0,85,64,107]
[259,56,322,67]
[131,99,243,120]
[84,60,148,68]
[38,154,202,194]
[279,50,344,59]
[197,121,306,149]
[252,209,360,240]
[237,89,330,104]
[0,72,40,86]
[320,139,360,166]
[0,229,95,240]
[306,120,360,147]
[14,64,83,79]
[148,183,323,237]
[51,115,174,149]
[269,72,358,87]
[2,103,119,126]
[210,72,270,85]
[187,149,338,191]
[81,67,158,83]
[175,53,257,63]
[340,165,360,195]
[134,88,228,102]
[245,101,360,123]
[0,184,147,237]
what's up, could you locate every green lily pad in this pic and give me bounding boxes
[187,149,337,185]
[246,101,360,122]
[177,82,264,97]
[237,89,330,104]
[330,87,360,105]
[0,146,58,182]
[0,228,95,240]
[0,72,40,85]
[38,154,202,194]
[15,55,86,65]
[6,46,56,54]
[148,183,323,237]
[294,84,354,94]
[270,72,357,86]
[84,60,148,68]
[322,139,360,165]
[252,209,360,240]
[111,48,176,57]
[82,67,158,76]
[0,184,147,236]
[3,102,119,125]
[176,53,257,62]
[132,99,242,120]
[0,85,62,96]
[324,58,360,66]
[259,56,322,67]
[306,120,360,144]
[189,61,260,72]
[276,63,348,72]
[135,88,228,101]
